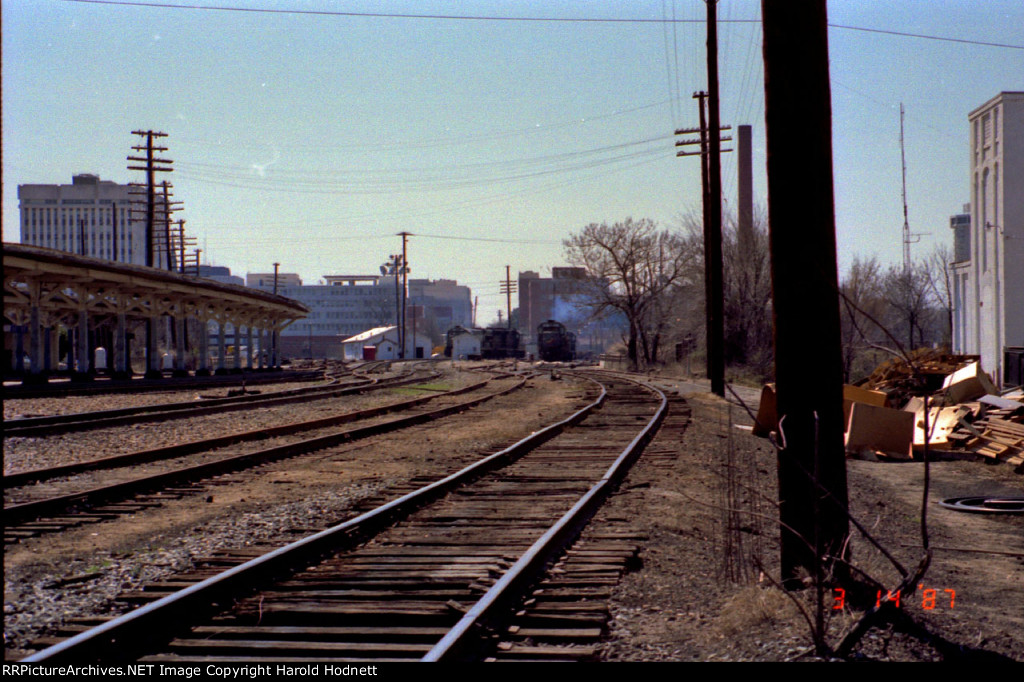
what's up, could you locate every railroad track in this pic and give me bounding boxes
[2,366,440,438]
[3,374,529,543]
[2,367,328,400]
[22,373,668,663]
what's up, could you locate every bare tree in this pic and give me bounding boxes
[674,207,773,378]
[839,256,886,382]
[563,218,698,369]
[882,261,934,351]
[722,208,773,375]
[925,244,954,347]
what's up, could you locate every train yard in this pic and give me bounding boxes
[3,362,635,661]
[4,362,1023,663]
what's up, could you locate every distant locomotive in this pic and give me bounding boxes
[480,327,524,359]
[536,319,576,362]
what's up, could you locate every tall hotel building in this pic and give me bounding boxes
[18,173,168,267]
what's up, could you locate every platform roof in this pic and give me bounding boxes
[3,242,308,326]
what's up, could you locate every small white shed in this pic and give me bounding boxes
[450,330,482,359]
[341,326,432,361]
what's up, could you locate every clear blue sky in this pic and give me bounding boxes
[4,0,1023,324]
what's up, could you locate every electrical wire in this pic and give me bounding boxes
[62,0,1024,49]
[176,100,675,154]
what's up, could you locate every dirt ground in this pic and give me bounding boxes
[4,370,1022,662]
[597,387,1024,662]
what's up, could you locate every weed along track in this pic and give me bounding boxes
[22,372,667,663]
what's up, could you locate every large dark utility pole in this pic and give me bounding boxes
[761,0,850,589]
[677,4,728,397]
[705,0,725,398]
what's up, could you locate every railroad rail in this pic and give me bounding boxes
[4,375,528,541]
[0,369,327,400]
[23,372,667,663]
[3,366,437,438]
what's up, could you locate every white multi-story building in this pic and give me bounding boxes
[950,92,1024,388]
[18,173,172,268]
[249,275,397,359]
[248,274,474,360]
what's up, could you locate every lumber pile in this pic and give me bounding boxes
[752,352,1023,471]
[949,400,1024,470]
[858,349,981,407]
[857,353,1023,470]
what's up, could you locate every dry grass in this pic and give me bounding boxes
[716,584,799,637]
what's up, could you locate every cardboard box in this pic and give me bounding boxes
[941,361,998,404]
[845,402,914,459]
[843,384,889,432]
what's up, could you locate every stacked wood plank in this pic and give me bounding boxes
[957,406,1024,471]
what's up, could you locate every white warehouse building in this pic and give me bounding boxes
[951,91,1024,388]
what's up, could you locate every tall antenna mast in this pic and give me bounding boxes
[900,103,911,271]
[899,103,924,272]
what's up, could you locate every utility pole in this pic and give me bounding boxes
[272,262,280,369]
[398,232,411,359]
[157,181,183,271]
[127,131,172,269]
[500,265,516,330]
[412,302,418,358]
[128,130,172,379]
[737,124,754,259]
[762,0,850,591]
[676,92,731,397]
[705,0,725,398]
[174,220,196,275]
[386,254,402,348]
[112,202,118,261]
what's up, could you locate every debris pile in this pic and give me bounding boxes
[754,353,1024,471]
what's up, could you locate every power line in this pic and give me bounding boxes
[175,100,677,154]
[829,23,1024,50]
[63,0,735,23]
[177,134,673,179]
[203,232,561,248]
[415,233,560,246]
[62,0,1024,49]
[173,145,672,195]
